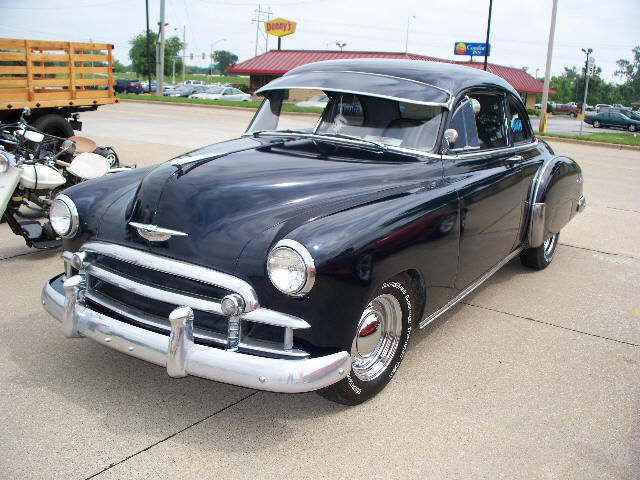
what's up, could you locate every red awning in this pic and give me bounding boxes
[227,50,553,94]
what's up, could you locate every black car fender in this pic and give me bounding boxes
[525,155,584,248]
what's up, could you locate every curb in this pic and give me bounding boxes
[538,135,640,152]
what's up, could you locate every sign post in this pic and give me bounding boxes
[579,54,594,136]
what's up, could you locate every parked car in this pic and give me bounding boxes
[41,60,585,405]
[183,80,204,87]
[204,87,251,102]
[552,103,580,117]
[188,85,224,99]
[165,85,207,97]
[295,93,329,108]
[585,111,640,131]
[595,104,611,113]
[114,79,142,94]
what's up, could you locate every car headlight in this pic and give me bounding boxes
[267,239,315,296]
[49,194,79,238]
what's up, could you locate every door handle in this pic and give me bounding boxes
[504,155,523,168]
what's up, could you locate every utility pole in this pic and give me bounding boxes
[182,25,186,83]
[483,0,493,71]
[145,0,152,92]
[579,48,593,136]
[156,0,166,95]
[539,0,558,133]
[252,4,272,56]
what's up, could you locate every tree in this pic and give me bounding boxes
[615,46,640,104]
[128,31,183,77]
[112,59,127,73]
[213,50,238,75]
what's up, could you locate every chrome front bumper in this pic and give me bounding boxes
[42,274,350,393]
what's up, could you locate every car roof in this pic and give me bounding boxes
[257,59,519,107]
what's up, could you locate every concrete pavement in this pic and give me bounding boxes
[0,103,638,479]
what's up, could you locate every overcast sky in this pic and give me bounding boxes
[1,0,638,83]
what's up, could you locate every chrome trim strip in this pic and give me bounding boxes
[577,195,586,212]
[257,85,449,108]
[441,140,540,162]
[80,241,260,312]
[528,203,546,248]
[42,278,349,393]
[419,247,524,328]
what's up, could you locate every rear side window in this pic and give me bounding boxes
[507,96,532,145]
[472,93,507,149]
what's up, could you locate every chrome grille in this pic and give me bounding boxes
[70,241,310,359]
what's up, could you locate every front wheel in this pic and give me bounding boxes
[520,232,559,270]
[317,274,414,405]
[570,112,577,118]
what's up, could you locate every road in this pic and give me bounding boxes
[1,102,638,479]
[530,113,633,135]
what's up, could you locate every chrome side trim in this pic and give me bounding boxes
[577,195,586,213]
[42,277,350,393]
[441,139,540,162]
[80,241,260,312]
[419,247,523,328]
[528,203,546,248]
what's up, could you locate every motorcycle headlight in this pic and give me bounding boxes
[49,194,79,238]
[267,239,315,296]
[0,152,9,173]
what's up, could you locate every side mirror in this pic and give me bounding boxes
[442,128,459,154]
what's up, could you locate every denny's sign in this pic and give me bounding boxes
[265,18,297,37]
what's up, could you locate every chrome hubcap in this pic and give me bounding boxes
[543,233,557,261]
[351,294,402,382]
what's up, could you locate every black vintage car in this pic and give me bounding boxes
[42,60,585,405]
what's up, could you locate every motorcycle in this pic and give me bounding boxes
[0,108,132,249]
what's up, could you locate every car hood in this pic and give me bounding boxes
[94,137,433,274]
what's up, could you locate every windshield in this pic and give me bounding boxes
[206,86,223,94]
[246,89,445,153]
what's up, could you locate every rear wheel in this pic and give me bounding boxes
[317,274,414,405]
[629,124,637,132]
[520,232,559,270]
[593,120,601,128]
[32,114,74,138]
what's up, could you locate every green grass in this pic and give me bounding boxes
[116,93,324,113]
[538,132,640,146]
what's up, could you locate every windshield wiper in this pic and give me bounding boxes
[315,132,387,152]
[251,129,311,138]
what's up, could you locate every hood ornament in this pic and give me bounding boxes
[129,222,188,242]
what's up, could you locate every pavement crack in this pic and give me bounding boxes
[558,242,639,260]
[0,249,58,261]
[85,391,258,479]
[462,302,639,347]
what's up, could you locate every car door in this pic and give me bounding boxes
[443,90,526,290]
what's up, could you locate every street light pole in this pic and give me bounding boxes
[579,48,593,136]
[483,0,492,71]
[405,15,415,54]
[539,0,558,133]
[336,42,346,52]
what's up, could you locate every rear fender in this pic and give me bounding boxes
[526,156,584,248]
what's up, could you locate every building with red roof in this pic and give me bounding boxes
[227,49,551,109]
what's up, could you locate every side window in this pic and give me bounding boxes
[507,96,532,145]
[472,93,507,149]
[449,97,480,151]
